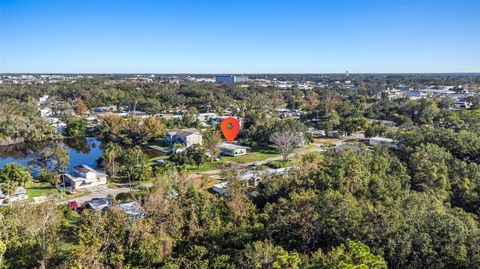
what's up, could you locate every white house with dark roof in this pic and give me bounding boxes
[165,128,202,147]
[220,143,250,156]
[61,165,107,189]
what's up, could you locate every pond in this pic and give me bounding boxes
[0,137,104,173]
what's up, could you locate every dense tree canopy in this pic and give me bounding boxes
[1,75,479,268]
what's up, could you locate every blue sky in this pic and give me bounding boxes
[1,0,479,73]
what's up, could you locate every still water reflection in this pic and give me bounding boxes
[0,137,103,173]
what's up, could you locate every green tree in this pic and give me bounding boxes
[0,239,6,265]
[1,201,62,268]
[99,114,126,139]
[36,168,52,183]
[0,99,54,143]
[340,116,368,136]
[239,241,302,269]
[36,168,59,187]
[410,143,451,194]
[31,143,70,174]
[140,116,165,142]
[65,116,88,137]
[416,99,441,125]
[1,180,18,204]
[309,240,387,269]
[119,146,152,185]
[103,142,122,179]
[203,130,222,161]
[74,209,129,267]
[0,163,32,187]
[191,147,207,168]
[321,110,341,131]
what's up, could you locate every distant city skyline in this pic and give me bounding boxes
[1,0,479,73]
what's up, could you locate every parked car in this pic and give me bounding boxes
[67,200,79,210]
[86,197,114,212]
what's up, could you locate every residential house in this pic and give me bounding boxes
[93,105,117,114]
[452,101,472,110]
[37,95,50,106]
[39,107,53,117]
[240,167,288,186]
[407,91,428,100]
[308,128,325,137]
[0,186,28,205]
[196,113,217,122]
[419,89,456,97]
[117,201,145,220]
[165,128,202,147]
[369,137,399,149]
[212,182,229,196]
[62,165,108,189]
[45,117,67,134]
[220,143,250,156]
[212,167,289,196]
[367,119,396,126]
[327,130,345,138]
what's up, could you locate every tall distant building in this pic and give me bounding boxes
[346,70,349,78]
[215,75,249,84]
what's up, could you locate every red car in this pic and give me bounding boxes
[67,200,79,210]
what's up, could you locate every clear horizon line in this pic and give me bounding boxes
[2,71,480,75]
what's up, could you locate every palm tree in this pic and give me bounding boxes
[104,142,121,180]
[120,146,145,191]
[1,180,18,205]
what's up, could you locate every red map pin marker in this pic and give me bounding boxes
[221,117,240,144]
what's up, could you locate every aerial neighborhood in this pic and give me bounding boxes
[1,74,478,213]
[1,74,479,191]
[1,0,479,266]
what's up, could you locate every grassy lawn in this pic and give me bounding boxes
[26,182,59,200]
[64,209,81,224]
[222,150,279,163]
[26,182,93,201]
[150,143,323,174]
[294,143,316,151]
[167,144,324,173]
[185,148,281,172]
